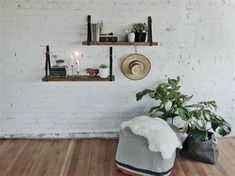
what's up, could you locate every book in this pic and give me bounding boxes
[99,36,118,42]
[49,72,67,76]
[50,66,68,76]
[50,66,68,72]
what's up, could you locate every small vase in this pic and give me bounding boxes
[99,67,109,78]
[127,33,135,42]
[134,32,147,42]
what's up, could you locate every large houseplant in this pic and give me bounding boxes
[179,101,231,141]
[136,77,231,164]
[136,76,192,124]
[179,101,231,163]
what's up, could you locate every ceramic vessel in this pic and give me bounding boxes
[99,67,109,78]
[127,33,135,42]
[134,32,146,42]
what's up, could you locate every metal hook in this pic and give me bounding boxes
[134,46,137,54]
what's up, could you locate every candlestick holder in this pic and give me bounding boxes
[76,63,80,76]
[71,65,74,76]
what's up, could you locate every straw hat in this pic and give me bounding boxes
[121,54,151,80]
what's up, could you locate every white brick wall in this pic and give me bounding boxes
[0,0,235,138]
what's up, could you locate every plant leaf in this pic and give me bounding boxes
[180,119,191,133]
[176,76,180,85]
[190,128,208,142]
[136,89,154,101]
[148,105,162,117]
[177,107,190,120]
[216,121,231,136]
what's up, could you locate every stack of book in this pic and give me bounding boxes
[49,66,68,76]
[99,34,118,42]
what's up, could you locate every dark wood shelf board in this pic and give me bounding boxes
[42,75,115,82]
[82,41,158,46]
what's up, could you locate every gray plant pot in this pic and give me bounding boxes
[180,134,219,164]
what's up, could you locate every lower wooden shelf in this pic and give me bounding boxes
[82,41,158,46]
[42,75,115,82]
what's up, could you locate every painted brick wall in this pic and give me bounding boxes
[0,0,235,138]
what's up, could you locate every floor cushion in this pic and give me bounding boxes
[116,128,176,176]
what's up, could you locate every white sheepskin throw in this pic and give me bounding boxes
[121,115,182,159]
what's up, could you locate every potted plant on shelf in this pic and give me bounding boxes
[55,59,65,67]
[52,54,65,67]
[127,29,135,42]
[99,64,109,78]
[136,76,232,164]
[132,23,148,42]
[179,101,231,164]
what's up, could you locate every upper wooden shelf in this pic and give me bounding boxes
[82,41,158,46]
[42,75,115,82]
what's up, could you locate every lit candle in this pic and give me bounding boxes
[70,54,74,66]
[74,51,80,74]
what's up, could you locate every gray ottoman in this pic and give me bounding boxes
[116,128,176,176]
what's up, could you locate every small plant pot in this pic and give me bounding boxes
[99,67,109,78]
[127,33,135,42]
[56,63,64,67]
[134,32,147,42]
[180,134,219,164]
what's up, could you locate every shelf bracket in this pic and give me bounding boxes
[147,16,153,46]
[109,47,113,81]
[87,15,92,46]
[45,45,51,82]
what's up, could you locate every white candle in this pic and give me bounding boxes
[74,51,80,73]
[71,54,74,66]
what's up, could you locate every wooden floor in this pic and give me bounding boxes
[0,138,234,176]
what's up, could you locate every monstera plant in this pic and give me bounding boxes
[136,76,231,164]
[179,101,231,164]
[179,101,231,141]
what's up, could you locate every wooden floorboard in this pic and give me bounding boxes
[0,138,234,176]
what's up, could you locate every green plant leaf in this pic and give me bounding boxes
[177,107,189,120]
[180,119,191,133]
[136,89,154,101]
[148,105,162,117]
[208,101,217,110]
[211,122,220,131]
[216,121,231,136]
[168,91,180,100]
[194,120,207,131]
[167,76,180,89]
[190,128,208,142]
[168,78,177,88]
[197,101,217,110]
[176,76,180,85]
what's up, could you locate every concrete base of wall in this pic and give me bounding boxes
[0,131,119,139]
